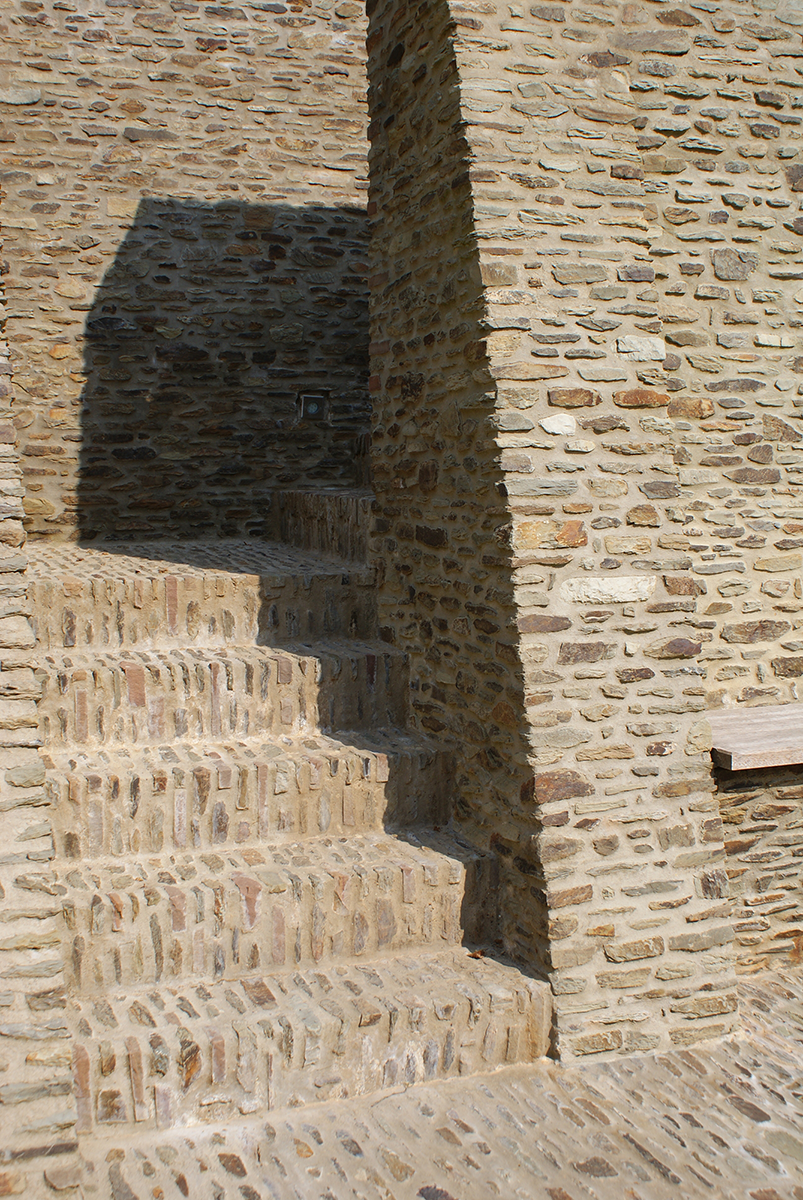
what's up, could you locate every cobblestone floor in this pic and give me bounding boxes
[75,968,803,1200]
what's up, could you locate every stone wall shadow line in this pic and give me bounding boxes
[367,0,553,982]
[71,197,370,546]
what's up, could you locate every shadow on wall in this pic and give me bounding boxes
[366,0,551,976]
[78,197,370,543]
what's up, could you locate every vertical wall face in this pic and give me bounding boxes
[369,0,803,1057]
[367,0,550,971]
[719,764,803,967]
[1,3,369,541]
[0,258,74,1184]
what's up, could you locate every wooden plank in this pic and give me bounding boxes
[708,702,803,771]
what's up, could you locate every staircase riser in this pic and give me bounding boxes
[72,977,550,1132]
[63,858,497,992]
[38,650,407,747]
[31,573,376,652]
[48,750,453,857]
[268,490,371,564]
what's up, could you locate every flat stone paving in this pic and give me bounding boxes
[79,969,803,1200]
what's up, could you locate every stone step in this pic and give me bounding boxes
[45,734,453,859]
[27,539,376,651]
[71,950,550,1132]
[37,642,408,748]
[267,488,372,564]
[60,833,497,994]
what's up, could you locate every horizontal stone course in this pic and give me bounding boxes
[28,539,377,651]
[37,641,408,747]
[719,764,803,967]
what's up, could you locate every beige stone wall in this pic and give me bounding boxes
[367,0,547,974]
[1,0,802,1096]
[1,1,369,540]
[364,0,803,1056]
[453,0,741,1058]
[0,257,76,1190]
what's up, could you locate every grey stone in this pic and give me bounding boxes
[712,248,758,280]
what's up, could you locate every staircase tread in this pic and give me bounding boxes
[43,728,441,771]
[39,637,403,666]
[57,828,486,880]
[44,732,452,854]
[73,947,547,1023]
[61,829,494,987]
[69,949,550,1128]
[27,538,372,583]
[45,724,439,763]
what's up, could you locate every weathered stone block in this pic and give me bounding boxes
[552,264,608,285]
[669,926,734,952]
[560,576,656,604]
[604,936,664,963]
[613,387,670,408]
[557,642,615,664]
[712,248,758,280]
[533,770,594,804]
[571,1030,624,1055]
[721,621,791,643]
[548,387,601,408]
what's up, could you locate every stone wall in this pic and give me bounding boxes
[1,0,370,541]
[3,0,803,1085]
[719,763,803,968]
[0,256,76,1192]
[367,0,546,976]
[366,0,803,1057]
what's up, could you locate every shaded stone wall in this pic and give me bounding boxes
[719,763,803,968]
[367,0,548,974]
[1,0,369,541]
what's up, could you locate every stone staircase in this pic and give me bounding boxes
[27,498,551,1148]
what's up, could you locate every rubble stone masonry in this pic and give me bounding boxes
[3,0,803,1186]
[0,259,76,1185]
[1,0,370,540]
[367,0,803,1058]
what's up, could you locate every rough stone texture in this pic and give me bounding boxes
[57,970,803,1198]
[719,763,803,968]
[367,0,561,1049]
[19,532,550,1189]
[1,2,371,540]
[0,256,75,1188]
[6,0,803,1185]
[367,0,771,1060]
